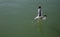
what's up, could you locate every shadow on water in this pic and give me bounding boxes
[33,19,45,37]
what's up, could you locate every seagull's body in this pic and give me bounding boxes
[34,6,47,20]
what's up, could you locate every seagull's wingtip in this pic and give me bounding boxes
[42,17,47,20]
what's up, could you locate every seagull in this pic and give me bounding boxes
[34,6,47,20]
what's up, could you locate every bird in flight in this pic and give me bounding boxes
[34,6,47,20]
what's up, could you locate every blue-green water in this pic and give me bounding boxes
[0,0,60,37]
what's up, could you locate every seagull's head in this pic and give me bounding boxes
[38,6,41,8]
